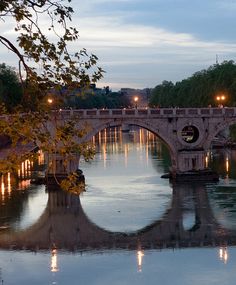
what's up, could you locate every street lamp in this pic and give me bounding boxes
[134,96,139,109]
[47,98,53,104]
[216,94,226,107]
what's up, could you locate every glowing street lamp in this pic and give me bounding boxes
[47,98,53,104]
[216,94,226,107]
[134,96,139,109]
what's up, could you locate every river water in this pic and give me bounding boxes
[0,127,236,284]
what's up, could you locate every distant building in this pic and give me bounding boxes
[120,88,151,107]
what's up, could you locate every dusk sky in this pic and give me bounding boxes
[75,0,236,90]
[2,0,236,90]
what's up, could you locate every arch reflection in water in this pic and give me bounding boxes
[80,127,172,233]
[0,184,235,253]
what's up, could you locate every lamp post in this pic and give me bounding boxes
[134,96,139,109]
[216,94,226,107]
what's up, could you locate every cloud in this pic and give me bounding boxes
[76,15,236,52]
[216,0,236,10]
[68,10,236,88]
[74,14,236,63]
[1,0,236,89]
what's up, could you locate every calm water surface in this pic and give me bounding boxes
[0,127,236,284]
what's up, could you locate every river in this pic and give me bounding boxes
[0,127,236,284]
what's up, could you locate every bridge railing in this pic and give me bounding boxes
[54,107,236,118]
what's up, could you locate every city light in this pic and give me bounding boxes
[216,95,225,101]
[47,98,53,104]
[226,156,229,173]
[134,96,139,108]
[215,94,226,107]
[205,155,209,168]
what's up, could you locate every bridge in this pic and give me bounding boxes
[45,107,236,179]
[0,183,234,251]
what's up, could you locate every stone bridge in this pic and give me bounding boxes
[0,183,234,251]
[46,107,236,178]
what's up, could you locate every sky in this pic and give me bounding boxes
[1,0,236,91]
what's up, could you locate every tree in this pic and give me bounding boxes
[0,1,104,192]
[149,61,236,108]
[0,63,23,110]
[0,0,103,108]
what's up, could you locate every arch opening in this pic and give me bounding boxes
[81,119,178,172]
[181,125,199,144]
[79,125,173,232]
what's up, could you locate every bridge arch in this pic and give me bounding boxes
[81,118,178,171]
[50,107,236,176]
[205,118,236,149]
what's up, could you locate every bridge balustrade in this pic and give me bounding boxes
[176,109,186,115]
[150,109,161,115]
[200,108,210,115]
[225,108,235,115]
[213,108,224,115]
[137,110,148,115]
[54,107,236,118]
[100,110,110,115]
[112,110,122,115]
[188,109,198,115]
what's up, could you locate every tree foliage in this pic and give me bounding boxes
[68,90,131,109]
[0,63,23,110]
[149,61,236,108]
[0,0,104,191]
[0,0,104,109]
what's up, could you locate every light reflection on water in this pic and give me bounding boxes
[1,128,236,284]
[80,127,172,232]
[0,247,236,285]
[0,151,48,231]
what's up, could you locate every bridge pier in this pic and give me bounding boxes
[45,153,84,186]
[177,150,205,172]
[171,149,218,181]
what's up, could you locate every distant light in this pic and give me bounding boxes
[216,95,226,101]
[205,155,209,168]
[137,250,144,272]
[219,247,228,264]
[226,156,229,173]
[47,98,53,104]
[134,96,139,102]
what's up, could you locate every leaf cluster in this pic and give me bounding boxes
[0,0,104,109]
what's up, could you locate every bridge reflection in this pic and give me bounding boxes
[0,183,234,252]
